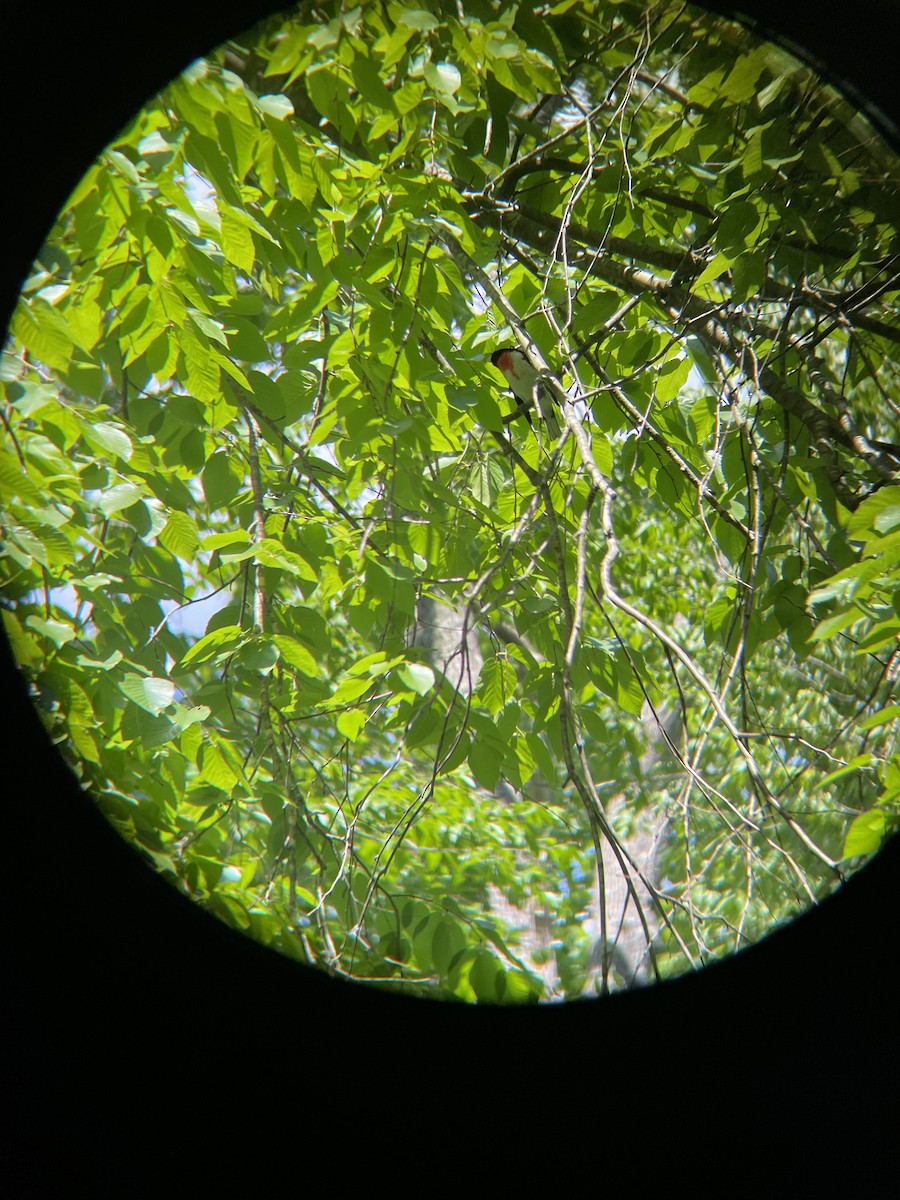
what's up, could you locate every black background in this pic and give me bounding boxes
[2,2,899,1194]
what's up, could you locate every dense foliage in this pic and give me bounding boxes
[2,0,899,1000]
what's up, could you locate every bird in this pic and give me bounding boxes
[490,347,561,438]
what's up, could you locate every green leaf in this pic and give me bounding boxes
[513,732,536,786]
[254,93,294,120]
[396,9,440,31]
[874,504,900,535]
[0,449,44,504]
[692,251,733,291]
[504,970,540,1003]
[200,739,238,790]
[119,673,176,715]
[717,201,765,250]
[347,651,403,677]
[586,642,644,716]
[97,483,143,516]
[172,704,211,729]
[478,655,517,715]
[432,918,466,975]
[25,616,75,648]
[254,538,318,582]
[220,205,256,273]
[188,307,229,348]
[203,530,251,552]
[180,625,247,667]
[226,317,270,363]
[816,754,876,789]
[272,634,321,678]
[843,810,888,859]
[470,951,505,1002]
[69,720,101,763]
[351,55,397,111]
[858,704,900,732]
[178,323,221,402]
[720,46,770,103]
[12,298,76,371]
[425,61,461,95]
[237,638,280,674]
[246,369,285,417]
[398,662,435,695]
[728,250,765,303]
[159,511,201,560]
[655,356,691,403]
[324,675,375,707]
[468,733,502,791]
[337,708,367,740]
[202,450,244,508]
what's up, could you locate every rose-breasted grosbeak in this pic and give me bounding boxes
[490,347,561,437]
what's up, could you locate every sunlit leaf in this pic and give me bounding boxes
[119,673,176,715]
[843,810,888,858]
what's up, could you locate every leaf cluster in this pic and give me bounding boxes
[3,0,899,999]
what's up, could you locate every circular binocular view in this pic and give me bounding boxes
[2,0,899,1002]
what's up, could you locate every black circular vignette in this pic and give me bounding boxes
[2,2,899,1194]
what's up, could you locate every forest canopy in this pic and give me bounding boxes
[2,0,900,1002]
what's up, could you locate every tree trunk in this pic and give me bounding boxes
[584,703,682,992]
[412,593,682,997]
